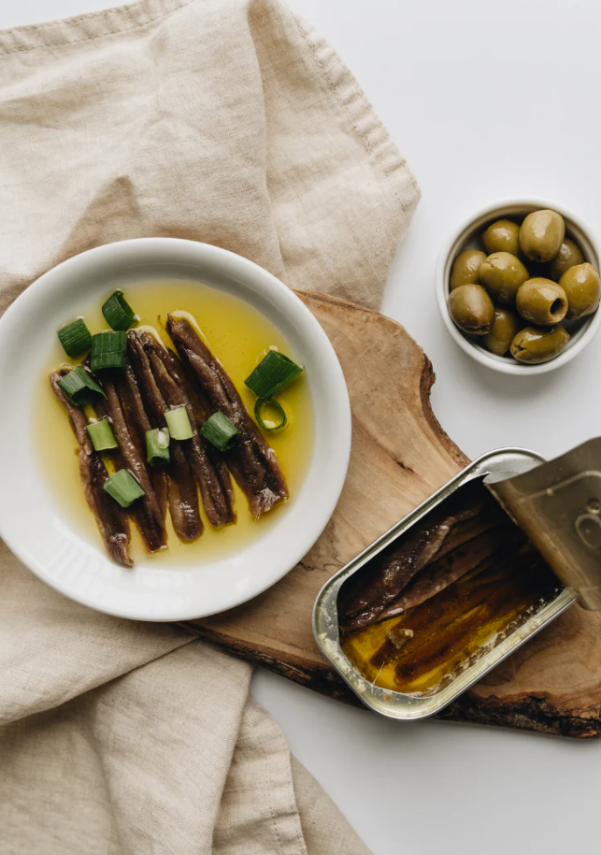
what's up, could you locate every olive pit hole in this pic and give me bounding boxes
[551,298,564,316]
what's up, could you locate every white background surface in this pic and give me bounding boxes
[2,1,600,853]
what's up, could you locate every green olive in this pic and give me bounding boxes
[559,262,601,320]
[544,238,584,281]
[448,284,494,335]
[519,210,565,263]
[479,252,529,304]
[482,307,520,356]
[510,325,570,364]
[482,219,520,256]
[516,278,568,326]
[450,249,487,289]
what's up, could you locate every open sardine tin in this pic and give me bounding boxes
[313,442,601,721]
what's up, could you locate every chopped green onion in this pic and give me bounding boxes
[146,428,170,466]
[91,330,127,371]
[103,469,145,508]
[245,350,303,399]
[164,406,194,440]
[57,366,105,407]
[201,412,240,451]
[102,290,136,331]
[57,318,92,358]
[254,398,288,431]
[86,418,118,451]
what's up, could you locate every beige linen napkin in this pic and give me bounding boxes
[0,0,419,851]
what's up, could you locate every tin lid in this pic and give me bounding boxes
[486,437,601,610]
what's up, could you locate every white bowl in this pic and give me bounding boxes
[0,239,351,620]
[436,198,601,375]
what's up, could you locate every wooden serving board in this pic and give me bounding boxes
[185,291,601,739]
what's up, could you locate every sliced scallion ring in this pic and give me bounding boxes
[57,318,92,358]
[164,406,194,440]
[91,330,128,371]
[103,469,145,508]
[102,290,137,331]
[254,398,287,432]
[86,418,118,451]
[57,366,105,407]
[200,412,240,452]
[146,428,170,466]
[245,350,303,399]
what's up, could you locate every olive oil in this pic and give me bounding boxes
[341,482,562,696]
[342,555,560,695]
[37,279,314,566]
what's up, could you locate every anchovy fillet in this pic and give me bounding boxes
[340,487,507,633]
[101,374,167,554]
[50,370,132,567]
[127,332,203,542]
[377,522,520,622]
[166,315,288,517]
[117,362,168,521]
[140,332,235,528]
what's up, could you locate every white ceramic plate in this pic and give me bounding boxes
[0,239,351,620]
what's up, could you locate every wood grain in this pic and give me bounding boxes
[185,290,601,739]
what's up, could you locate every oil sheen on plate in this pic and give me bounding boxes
[37,279,314,566]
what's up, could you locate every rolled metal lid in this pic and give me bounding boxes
[486,437,601,610]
